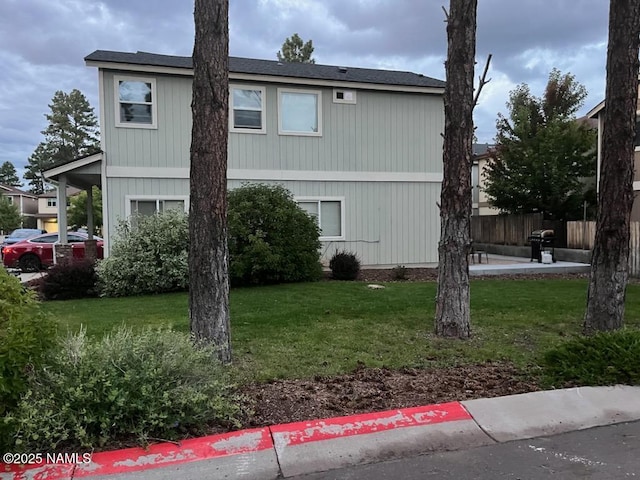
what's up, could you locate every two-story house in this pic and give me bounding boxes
[35,187,81,232]
[0,184,38,229]
[44,50,445,266]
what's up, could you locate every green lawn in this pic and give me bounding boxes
[42,280,640,382]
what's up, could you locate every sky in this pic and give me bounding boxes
[0,0,610,185]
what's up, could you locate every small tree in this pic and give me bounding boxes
[277,33,315,63]
[583,0,640,334]
[0,162,20,187]
[0,195,21,233]
[483,70,596,220]
[68,187,103,234]
[24,90,99,194]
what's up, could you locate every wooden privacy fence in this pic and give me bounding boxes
[567,221,640,277]
[472,213,567,247]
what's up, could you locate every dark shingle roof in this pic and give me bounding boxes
[85,50,445,89]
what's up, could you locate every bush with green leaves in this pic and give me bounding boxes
[329,250,361,280]
[96,209,189,297]
[0,268,56,416]
[542,329,640,387]
[39,259,98,300]
[228,183,322,285]
[3,328,245,452]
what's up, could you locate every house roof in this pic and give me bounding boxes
[84,50,446,90]
[0,184,36,198]
[38,186,82,198]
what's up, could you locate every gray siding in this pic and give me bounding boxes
[107,177,440,265]
[101,72,443,174]
[101,69,443,265]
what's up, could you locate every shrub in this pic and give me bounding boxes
[4,328,245,452]
[96,209,189,297]
[392,265,408,280]
[228,183,322,286]
[0,268,56,418]
[542,329,640,387]
[329,250,360,280]
[39,259,98,300]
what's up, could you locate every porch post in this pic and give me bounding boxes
[86,187,94,239]
[84,186,98,260]
[57,176,68,243]
[55,176,72,265]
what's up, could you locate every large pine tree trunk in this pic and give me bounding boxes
[189,0,232,363]
[584,0,640,334]
[435,0,477,338]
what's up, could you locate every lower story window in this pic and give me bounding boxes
[131,199,185,216]
[297,198,344,239]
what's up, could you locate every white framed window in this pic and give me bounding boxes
[115,76,157,129]
[278,88,322,136]
[125,195,189,219]
[297,197,344,240]
[230,85,266,134]
[333,89,356,104]
[47,198,56,207]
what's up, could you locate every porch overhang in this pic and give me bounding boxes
[43,152,103,190]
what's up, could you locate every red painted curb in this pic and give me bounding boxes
[271,401,470,446]
[1,402,470,479]
[1,428,273,479]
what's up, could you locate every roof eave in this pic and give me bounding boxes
[85,60,445,94]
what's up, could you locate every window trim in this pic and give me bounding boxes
[47,198,57,208]
[114,75,158,129]
[333,88,357,104]
[278,88,322,137]
[125,195,189,218]
[296,196,345,240]
[229,85,266,134]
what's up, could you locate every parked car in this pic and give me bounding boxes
[1,228,47,257]
[2,232,104,272]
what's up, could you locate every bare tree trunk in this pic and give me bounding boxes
[189,0,232,363]
[584,0,640,335]
[435,0,477,338]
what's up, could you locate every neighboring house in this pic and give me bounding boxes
[35,188,81,232]
[471,144,499,216]
[587,84,640,220]
[0,184,38,229]
[44,50,446,266]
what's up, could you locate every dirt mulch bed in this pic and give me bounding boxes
[241,362,541,427]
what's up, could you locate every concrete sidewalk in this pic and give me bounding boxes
[3,385,640,480]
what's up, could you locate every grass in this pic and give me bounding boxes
[42,279,640,382]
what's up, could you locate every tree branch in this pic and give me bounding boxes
[441,5,449,21]
[473,54,493,110]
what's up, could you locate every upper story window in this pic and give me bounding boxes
[230,86,266,134]
[115,76,157,129]
[47,198,56,208]
[278,88,322,136]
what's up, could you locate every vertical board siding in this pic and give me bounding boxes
[102,73,443,175]
[102,70,444,265]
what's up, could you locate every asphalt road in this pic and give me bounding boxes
[294,420,640,479]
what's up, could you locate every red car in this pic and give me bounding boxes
[2,232,104,272]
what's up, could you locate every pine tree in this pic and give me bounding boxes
[583,0,640,333]
[0,195,21,233]
[189,0,232,363]
[277,33,315,63]
[24,89,99,194]
[435,0,477,338]
[0,161,20,187]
